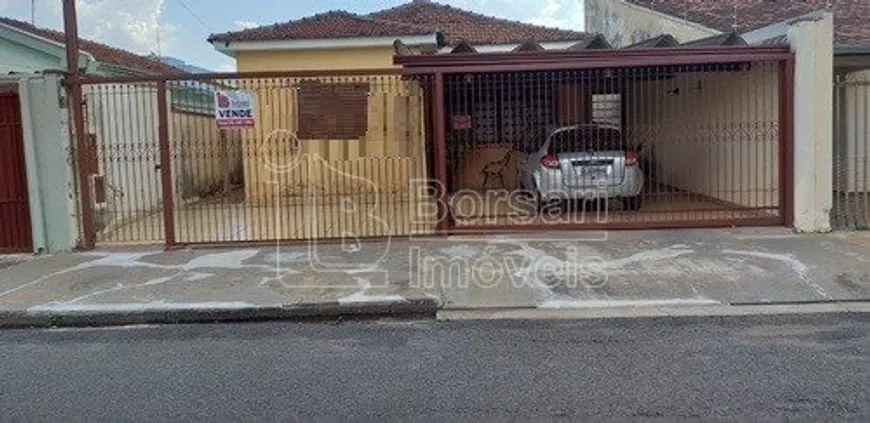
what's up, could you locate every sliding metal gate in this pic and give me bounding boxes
[78,70,434,247]
[398,47,795,233]
[833,75,870,229]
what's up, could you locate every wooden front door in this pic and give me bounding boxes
[0,89,32,253]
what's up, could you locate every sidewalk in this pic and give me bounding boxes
[1,228,869,327]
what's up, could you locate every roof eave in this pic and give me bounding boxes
[436,40,586,54]
[394,45,793,74]
[835,45,870,56]
[210,33,441,57]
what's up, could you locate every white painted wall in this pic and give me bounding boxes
[584,0,720,47]
[789,13,833,232]
[16,74,78,252]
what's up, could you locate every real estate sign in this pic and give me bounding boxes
[215,90,255,129]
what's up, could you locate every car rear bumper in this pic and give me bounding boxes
[535,170,644,200]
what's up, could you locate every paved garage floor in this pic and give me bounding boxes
[97,196,439,245]
[452,190,777,226]
[97,189,777,245]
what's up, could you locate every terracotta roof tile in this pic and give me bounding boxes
[209,1,590,46]
[627,0,870,46]
[0,17,181,75]
[207,10,435,43]
[368,1,589,45]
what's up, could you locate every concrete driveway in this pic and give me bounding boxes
[412,228,870,309]
[0,228,868,326]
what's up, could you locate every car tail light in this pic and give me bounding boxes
[540,153,560,169]
[625,151,639,166]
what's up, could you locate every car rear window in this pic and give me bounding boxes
[550,127,624,153]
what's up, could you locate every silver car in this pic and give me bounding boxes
[519,124,644,211]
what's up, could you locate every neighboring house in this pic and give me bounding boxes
[586,0,869,49]
[0,17,238,251]
[585,0,870,229]
[206,0,596,204]
[585,1,870,76]
[0,17,178,76]
[153,56,213,74]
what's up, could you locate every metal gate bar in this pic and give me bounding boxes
[79,69,437,247]
[429,60,789,232]
[833,75,870,229]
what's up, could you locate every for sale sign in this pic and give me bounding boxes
[215,90,255,129]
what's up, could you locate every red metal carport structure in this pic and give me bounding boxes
[395,45,795,234]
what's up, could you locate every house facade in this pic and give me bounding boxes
[585,0,870,230]
[195,0,817,239]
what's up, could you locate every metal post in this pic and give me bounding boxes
[156,80,175,248]
[779,57,795,228]
[431,72,450,233]
[63,0,95,249]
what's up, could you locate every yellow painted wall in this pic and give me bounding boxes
[631,64,781,208]
[236,47,397,72]
[235,74,429,203]
[230,48,437,236]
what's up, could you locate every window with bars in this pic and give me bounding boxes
[591,93,622,127]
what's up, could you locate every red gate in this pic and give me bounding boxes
[0,89,32,253]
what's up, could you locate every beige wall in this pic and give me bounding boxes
[170,110,244,201]
[631,64,780,208]
[837,70,870,193]
[236,47,397,72]
[236,75,428,203]
[789,12,833,232]
[585,0,720,47]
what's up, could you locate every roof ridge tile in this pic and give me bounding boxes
[208,10,436,43]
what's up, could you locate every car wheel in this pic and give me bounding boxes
[624,196,643,211]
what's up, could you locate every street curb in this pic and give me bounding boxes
[0,299,440,329]
[437,302,870,321]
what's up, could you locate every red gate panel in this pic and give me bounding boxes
[0,89,32,253]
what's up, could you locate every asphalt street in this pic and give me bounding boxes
[1,313,868,420]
